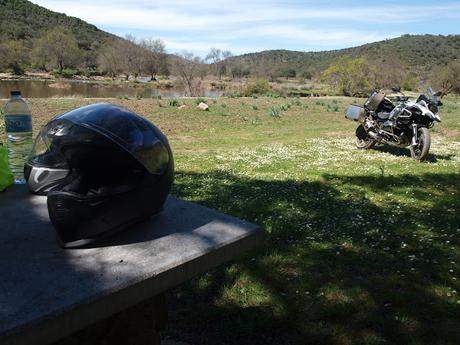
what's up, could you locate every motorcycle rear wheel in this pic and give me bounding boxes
[355,125,376,149]
[410,127,431,161]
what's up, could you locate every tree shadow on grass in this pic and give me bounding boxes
[372,144,455,162]
[168,170,460,345]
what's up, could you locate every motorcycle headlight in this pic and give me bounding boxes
[428,103,438,113]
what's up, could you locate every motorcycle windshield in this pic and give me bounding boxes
[53,103,170,175]
[426,87,439,104]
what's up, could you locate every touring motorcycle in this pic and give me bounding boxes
[345,87,442,161]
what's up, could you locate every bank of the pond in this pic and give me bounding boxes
[0,79,224,99]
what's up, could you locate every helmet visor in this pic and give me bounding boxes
[55,103,170,175]
[28,121,69,169]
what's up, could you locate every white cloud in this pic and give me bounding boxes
[30,0,460,55]
[225,25,396,45]
[32,0,460,28]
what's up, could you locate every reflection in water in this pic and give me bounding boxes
[0,80,223,98]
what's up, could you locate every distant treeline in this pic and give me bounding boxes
[0,0,459,96]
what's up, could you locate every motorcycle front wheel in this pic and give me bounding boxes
[410,127,431,161]
[355,125,376,149]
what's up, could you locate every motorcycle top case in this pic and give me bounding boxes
[345,105,365,123]
[365,91,385,111]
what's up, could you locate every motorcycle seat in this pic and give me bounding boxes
[377,112,390,120]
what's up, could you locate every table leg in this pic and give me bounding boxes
[53,293,168,345]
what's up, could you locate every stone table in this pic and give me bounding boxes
[0,185,263,345]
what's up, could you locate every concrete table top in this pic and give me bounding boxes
[0,185,263,345]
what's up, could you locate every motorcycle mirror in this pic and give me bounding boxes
[391,86,401,92]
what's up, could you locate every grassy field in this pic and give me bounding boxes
[2,95,459,345]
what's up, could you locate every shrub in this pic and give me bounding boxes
[300,70,313,79]
[169,99,180,107]
[292,99,302,106]
[252,105,258,110]
[52,68,78,78]
[226,91,242,98]
[269,106,282,118]
[402,74,418,91]
[244,79,270,96]
[251,116,262,125]
[280,68,296,79]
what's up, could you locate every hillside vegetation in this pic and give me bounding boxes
[0,0,113,47]
[230,35,460,79]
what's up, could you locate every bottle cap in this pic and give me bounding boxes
[10,90,21,97]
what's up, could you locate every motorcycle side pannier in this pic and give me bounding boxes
[365,91,385,111]
[345,105,365,123]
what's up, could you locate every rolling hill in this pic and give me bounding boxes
[0,0,116,49]
[0,0,459,78]
[228,34,460,78]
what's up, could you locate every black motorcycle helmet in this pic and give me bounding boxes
[25,103,174,248]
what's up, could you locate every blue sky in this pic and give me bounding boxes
[32,0,460,57]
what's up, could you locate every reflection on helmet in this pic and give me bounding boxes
[25,103,174,248]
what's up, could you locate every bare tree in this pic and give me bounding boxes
[140,38,167,81]
[431,61,460,95]
[97,39,124,78]
[206,47,226,79]
[253,55,277,81]
[123,34,144,79]
[221,50,233,79]
[206,48,222,64]
[173,51,204,96]
[371,55,407,89]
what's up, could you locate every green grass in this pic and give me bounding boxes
[168,97,460,345]
[2,96,459,345]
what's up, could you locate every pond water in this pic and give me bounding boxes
[0,79,223,98]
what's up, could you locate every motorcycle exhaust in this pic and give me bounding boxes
[368,131,405,148]
[368,131,378,139]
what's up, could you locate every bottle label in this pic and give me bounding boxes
[4,115,32,133]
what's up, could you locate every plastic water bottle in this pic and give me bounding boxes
[3,91,33,184]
